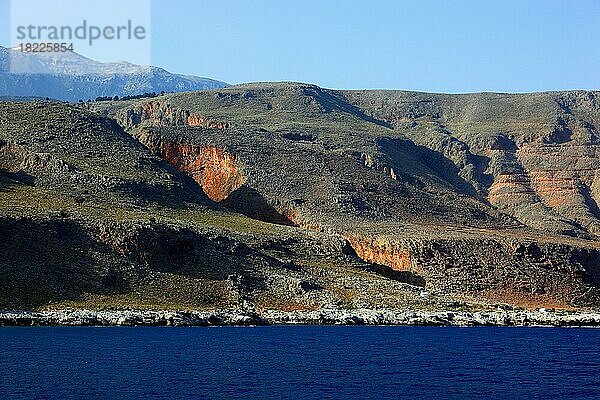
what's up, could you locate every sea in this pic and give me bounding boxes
[1,326,599,399]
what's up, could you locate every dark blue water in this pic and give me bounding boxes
[1,326,599,400]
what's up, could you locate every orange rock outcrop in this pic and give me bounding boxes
[345,235,415,271]
[144,139,245,202]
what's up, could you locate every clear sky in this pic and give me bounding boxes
[2,0,600,92]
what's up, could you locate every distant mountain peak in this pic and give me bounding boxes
[0,45,227,101]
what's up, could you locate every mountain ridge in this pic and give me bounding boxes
[2,81,600,313]
[0,46,227,101]
[95,82,600,308]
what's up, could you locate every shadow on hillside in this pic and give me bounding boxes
[0,217,130,309]
[0,169,35,190]
[303,86,393,128]
[377,137,492,197]
[113,176,215,209]
[574,248,600,287]
[223,185,298,226]
[113,223,276,295]
[581,185,600,221]
[360,262,426,288]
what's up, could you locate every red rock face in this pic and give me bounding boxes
[488,173,537,204]
[144,138,245,202]
[345,235,415,272]
[487,143,600,234]
[519,145,599,208]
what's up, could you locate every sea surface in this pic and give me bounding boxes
[1,326,599,399]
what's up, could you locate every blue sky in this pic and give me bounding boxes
[2,0,600,92]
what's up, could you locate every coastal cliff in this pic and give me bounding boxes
[2,85,600,319]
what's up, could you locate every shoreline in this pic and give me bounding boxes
[2,308,600,327]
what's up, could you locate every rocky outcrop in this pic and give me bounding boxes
[7,87,600,312]
[340,233,600,308]
[96,86,600,309]
[344,150,399,181]
[0,139,73,175]
[484,143,600,236]
[186,113,228,129]
[0,213,385,312]
[343,89,600,238]
[116,100,229,130]
[345,235,415,271]
[136,133,245,202]
[132,129,300,224]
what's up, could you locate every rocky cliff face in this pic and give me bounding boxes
[2,100,449,312]
[116,100,230,131]
[347,233,599,307]
[345,235,415,272]
[138,135,245,202]
[5,85,600,312]
[93,84,600,309]
[345,90,600,238]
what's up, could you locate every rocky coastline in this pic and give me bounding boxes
[1,308,600,327]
